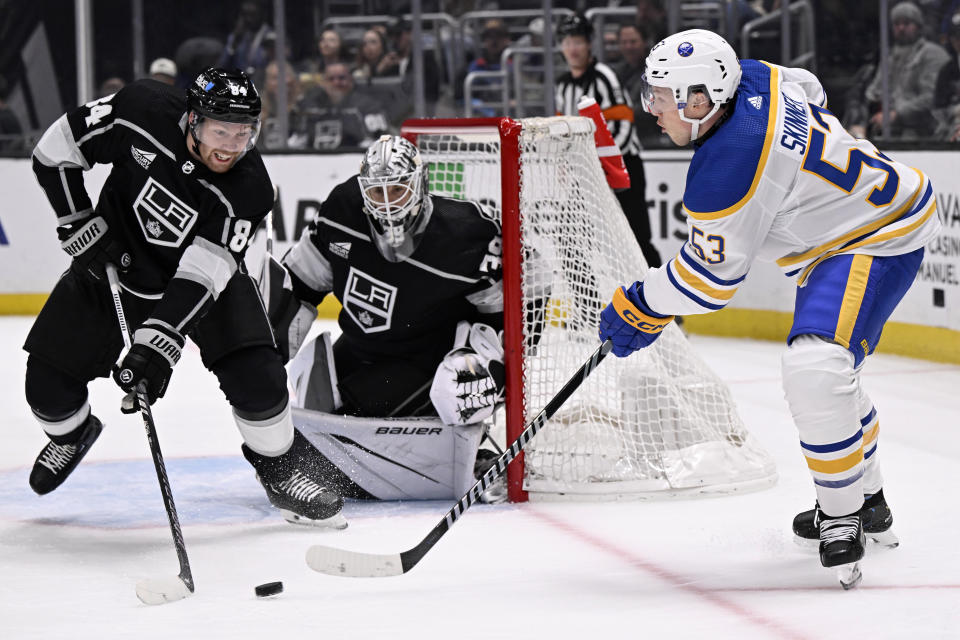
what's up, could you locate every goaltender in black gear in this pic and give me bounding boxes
[266,134,506,501]
[26,68,345,529]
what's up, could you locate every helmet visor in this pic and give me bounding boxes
[191,114,260,154]
[639,74,681,115]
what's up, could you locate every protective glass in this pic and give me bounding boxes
[359,168,423,247]
[191,114,260,154]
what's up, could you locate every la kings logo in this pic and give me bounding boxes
[343,266,396,333]
[133,177,199,247]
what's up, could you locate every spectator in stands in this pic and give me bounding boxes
[462,19,511,117]
[96,77,125,99]
[934,11,960,141]
[148,58,177,85]
[0,76,24,152]
[175,36,224,87]
[850,1,949,138]
[613,24,660,144]
[468,19,510,74]
[218,0,274,77]
[353,29,391,83]
[296,61,390,150]
[259,60,303,150]
[380,19,442,124]
[613,24,648,106]
[301,28,348,75]
[636,0,668,44]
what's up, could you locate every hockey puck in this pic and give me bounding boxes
[254,581,283,598]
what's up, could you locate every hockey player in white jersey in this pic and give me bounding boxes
[598,29,941,588]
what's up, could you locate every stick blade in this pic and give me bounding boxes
[305,544,405,578]
[135,576,193,605]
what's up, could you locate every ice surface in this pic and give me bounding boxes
[2,316,959,639]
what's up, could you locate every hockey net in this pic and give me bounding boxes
[402,116,776,502]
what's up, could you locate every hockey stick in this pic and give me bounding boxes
[106,263,195,605]
[305,339,613,577]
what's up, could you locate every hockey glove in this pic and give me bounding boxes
[58,216,132,281]
[113,320,185,407]
[430,322,505,426]
[261,255,317,363]
[599,282,674,357]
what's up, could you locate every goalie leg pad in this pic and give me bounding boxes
[782,335,864,517]
[293,408,485,500]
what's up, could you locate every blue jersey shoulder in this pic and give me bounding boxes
[683,60,777,218]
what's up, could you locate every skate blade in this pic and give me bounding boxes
[836,562,862,590]
[868,529,899,549]
[280,508,348,530]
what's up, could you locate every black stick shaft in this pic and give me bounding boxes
[106,264,194,592]
[399,340,612,572]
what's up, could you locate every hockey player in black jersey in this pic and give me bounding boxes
[265,135,507,501]
[26,68,344,529]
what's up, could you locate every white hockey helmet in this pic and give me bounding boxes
[358,135,432,260]
[640,29,741,141]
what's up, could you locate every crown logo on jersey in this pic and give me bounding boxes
[748,96,763,110]
[181,160,195,174]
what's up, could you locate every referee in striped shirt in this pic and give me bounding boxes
[555,14,661,269]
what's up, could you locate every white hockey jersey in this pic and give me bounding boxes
[643,60,942,316]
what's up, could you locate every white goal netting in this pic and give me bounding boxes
[405,116,776,501]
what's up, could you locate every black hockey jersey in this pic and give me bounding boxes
[284,176,503,362]
[32,79,274,332]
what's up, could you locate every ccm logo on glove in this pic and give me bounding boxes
[611,286,672,333]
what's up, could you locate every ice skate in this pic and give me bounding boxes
[243,431,347,530]
[29,415,103,495]
[793,489,898,549]
[819,513,865,589]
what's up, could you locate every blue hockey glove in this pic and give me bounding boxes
[598,282,674,357]
[58,216,132,281]
[114,320,185,406]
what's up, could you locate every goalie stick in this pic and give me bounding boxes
[106,264,195,605]
[305,339,613,577]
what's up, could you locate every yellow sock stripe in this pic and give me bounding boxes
[611,287,674,334]
[805,446,864,474]
[833,255,873,349]
[863,422,880,448]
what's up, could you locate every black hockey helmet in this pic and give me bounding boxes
[556,13,593,41]
[185,67,261,162]
[186,67,261,124]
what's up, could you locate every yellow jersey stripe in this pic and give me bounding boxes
[777,170,925,268]
[672,259,738,301]
[797,198,937,285]
[833,255,874,349]
[806,447,864,474]
[684,63,781,221]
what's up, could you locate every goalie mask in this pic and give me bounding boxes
[640,29,741,142]
[185,67,262,163]
[358,135,432,262]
